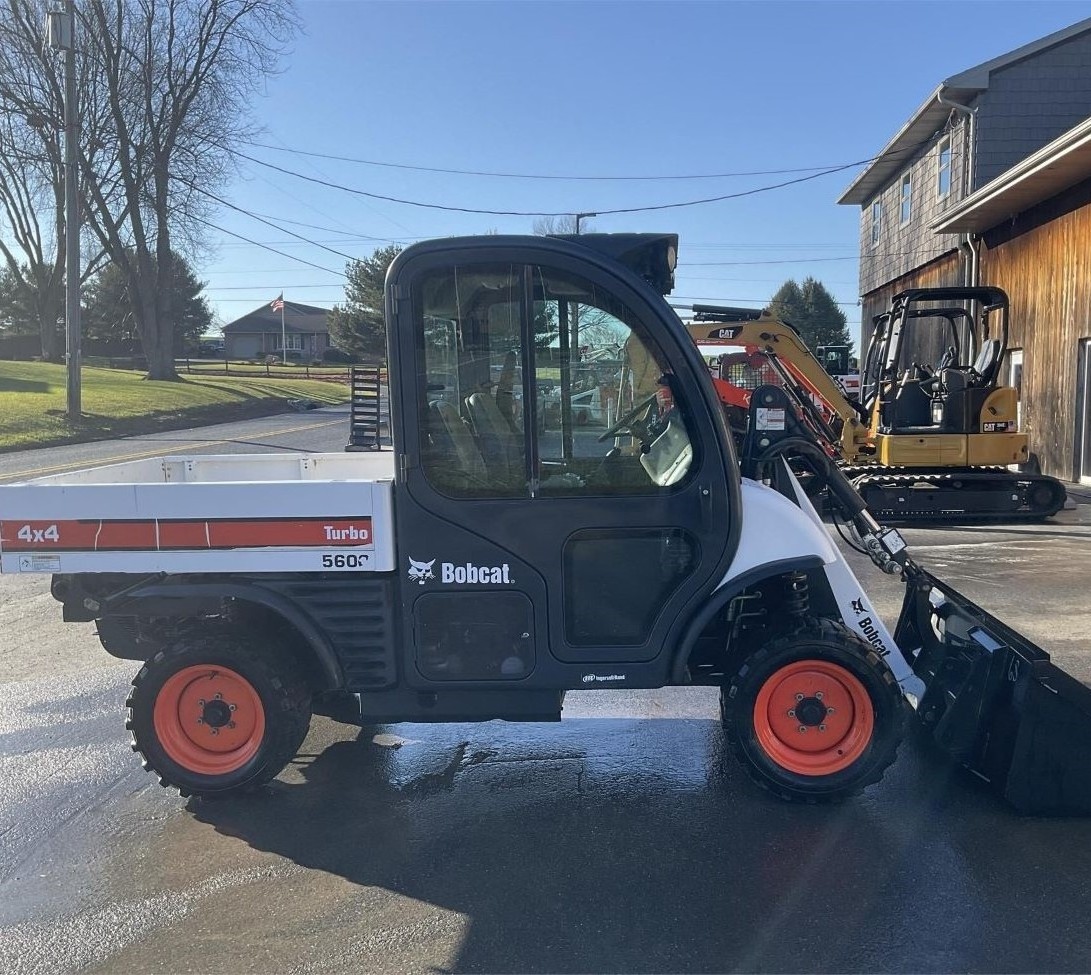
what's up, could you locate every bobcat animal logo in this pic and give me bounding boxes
[408,557,436,585]
[851,598,865,615]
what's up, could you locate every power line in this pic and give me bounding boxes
[193,216,343,276]
[229,147,863,217]
[243,141,885,182]
[189,185,361,264]
[672,295,860,307]
[205,283,344,291]
[241,135,941,183]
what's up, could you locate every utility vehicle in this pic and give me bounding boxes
[1,234,1087,811]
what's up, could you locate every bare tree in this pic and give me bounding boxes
[0,0,297,378]
[0,0,107,360]
[77,0,298,379]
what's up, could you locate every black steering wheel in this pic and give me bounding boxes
[598,393,659,442]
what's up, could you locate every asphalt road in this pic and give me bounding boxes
[2,408,1091,974]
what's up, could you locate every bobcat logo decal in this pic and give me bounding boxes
[408,557,436,585]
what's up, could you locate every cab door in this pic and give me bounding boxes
[387,237,738,688]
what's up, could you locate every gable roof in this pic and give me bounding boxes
[838,17,1091,206]
[222,300,331,335]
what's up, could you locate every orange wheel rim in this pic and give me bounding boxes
[752,659,874,776]
[153,665,265,775]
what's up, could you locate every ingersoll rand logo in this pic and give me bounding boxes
[408,557,513,586]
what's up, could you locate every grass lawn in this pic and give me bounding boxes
[0,361,351,451]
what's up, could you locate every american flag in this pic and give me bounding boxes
[270,294,284,312]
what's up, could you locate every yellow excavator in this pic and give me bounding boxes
[685,287,1067,522]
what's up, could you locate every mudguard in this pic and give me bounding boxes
[896,567,1091,815]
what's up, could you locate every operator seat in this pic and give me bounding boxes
[427,400,488,487]
[971,339,1002,385]
[934,340,1004,433]
[466,389,523,483]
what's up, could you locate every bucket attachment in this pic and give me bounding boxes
[896,568,1091,815]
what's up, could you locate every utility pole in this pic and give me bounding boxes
[575,212,596,235]
[49,2,80,420]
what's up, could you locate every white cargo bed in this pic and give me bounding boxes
[0,452,396,575]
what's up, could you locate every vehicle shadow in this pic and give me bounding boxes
[183,715,1077,974]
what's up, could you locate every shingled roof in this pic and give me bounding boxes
[222,300,330,334]
[838,16,1091,205]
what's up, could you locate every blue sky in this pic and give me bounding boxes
[204,0,1090,345]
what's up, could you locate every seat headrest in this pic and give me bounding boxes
[972,339,1002,383]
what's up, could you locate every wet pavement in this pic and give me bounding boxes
[3,677,1091,974]
[2,411,1091,972]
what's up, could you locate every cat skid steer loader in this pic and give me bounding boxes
[5,233,1089,812]
[686,293,1067,522]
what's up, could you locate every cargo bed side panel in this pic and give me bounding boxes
[0,479,396,574]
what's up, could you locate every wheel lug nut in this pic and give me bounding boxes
[210,727,219,736]
[787,709,796,717]
[214,693,223,700]
[196,717,204,724]
[198,699,206,706]
[795,693,804,701]
[819,724,827,732]
[228,703,237,712]
[827,707,836,714]
[228,721,236,729]
[798,726,807,733]
[815,692,824,700]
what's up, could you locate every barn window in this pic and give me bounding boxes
[900,174,912,224]
[938,139,952,198]
[871,201,882,246]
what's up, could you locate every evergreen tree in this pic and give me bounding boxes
[768,279,806,331]
[0,265,38,337]
[769,277,853,352]
[83,253,212,354]
[328,245,402,359]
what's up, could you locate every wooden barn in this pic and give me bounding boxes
[933,120,1091,483]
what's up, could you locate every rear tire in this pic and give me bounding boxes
[720,619,906,803]
[126,630,312,798]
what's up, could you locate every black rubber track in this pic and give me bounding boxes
[720,618,908,803]
[843,466,1067,523]
[126,629,313,799]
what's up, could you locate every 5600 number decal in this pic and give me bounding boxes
[321,552,370,569]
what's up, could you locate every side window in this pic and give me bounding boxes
[416,264,528,498]
[900,173,912,224]
[531,266,695,495]
[937,138,952,198]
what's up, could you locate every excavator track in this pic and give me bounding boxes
[843,466,1067,523]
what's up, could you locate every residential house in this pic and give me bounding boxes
[838,17,1091,482]
[222,300,332,361]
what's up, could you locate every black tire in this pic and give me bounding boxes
[720,619,906,803]
[126,630,313,799]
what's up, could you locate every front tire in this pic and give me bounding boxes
[126,630,313,798]
[720,620,906,803]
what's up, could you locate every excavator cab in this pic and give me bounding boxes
[862,305,975,430]
[860,287,1025,468]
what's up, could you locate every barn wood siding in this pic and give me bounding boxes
[981,176,1091,479]
[860,251,965,364]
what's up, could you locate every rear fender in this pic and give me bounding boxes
[102,581,343,690]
